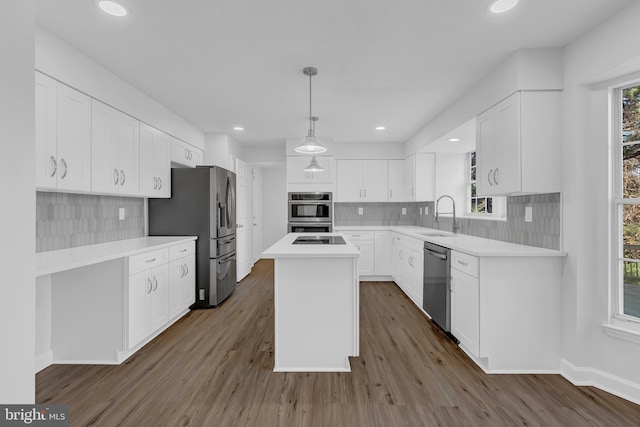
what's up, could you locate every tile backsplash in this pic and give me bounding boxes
[36,192,145,252]
[335,193,561,250]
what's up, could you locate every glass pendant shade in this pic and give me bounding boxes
[303,155,325,172]
[294,134,327,154]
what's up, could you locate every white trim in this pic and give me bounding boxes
[602,321,640,344]
[34,350,53,373]
[560,359,640,405]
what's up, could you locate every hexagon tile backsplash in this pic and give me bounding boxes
[36,192,145,252]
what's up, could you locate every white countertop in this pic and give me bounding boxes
[36,236,198,276]
[262,233,360,259]
[335,226,566,257]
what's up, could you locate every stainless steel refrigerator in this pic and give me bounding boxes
[148,166,237,308]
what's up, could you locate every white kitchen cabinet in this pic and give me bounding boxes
[35,72,91,192]
[91,100,140,196]
[404,153,435,201]
[343,231,375,277]
[476,90,561,196]
[140,123,171,198]
[374,231,391,275]
[168,241,196,319]
[171,137,203,168]
[391,232,406,291]
[287,156,333,183]
[387,160,404,202]
[450,252,480,357]
[336,160,388,202]
[128,248,169,350]
[402,237,424,306]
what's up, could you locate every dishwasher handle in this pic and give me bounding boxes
[424,247,448,260]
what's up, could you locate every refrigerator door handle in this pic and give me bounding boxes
[217,252,236,263]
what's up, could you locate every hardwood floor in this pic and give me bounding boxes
[37,259,640,426]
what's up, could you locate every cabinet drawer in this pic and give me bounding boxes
[169,241,195,261]
[129,248,168,275]
[343,231,374,241]
[451,251,479,277]
[403,236,423,253]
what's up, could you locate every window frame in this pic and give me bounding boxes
[465,151,506,219]
[611,81,640,328]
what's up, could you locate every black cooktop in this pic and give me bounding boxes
[292,235,346,245]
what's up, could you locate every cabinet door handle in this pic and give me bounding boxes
[147,278,153,294]
[488,169,494,186]
[184,264,188,277]
[114,169,119,185]
[120,169,126,186]
[409,256,414,267]
[145,257,156,264]
[180,264,185,278]
[153,276,158,292]
[457,260,468,267]
[389,189,392,199]
[359,189,362,199]
[49,156,57,177]
[411,187,415,197]
[153,177,158,190]
[158,177,163,189]
[185,148,189,160]
[364,189,367,198]
[179,248,187,253]
[493,168,499,186]
[60,158,68,179]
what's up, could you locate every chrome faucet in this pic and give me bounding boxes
[435,194,460,233]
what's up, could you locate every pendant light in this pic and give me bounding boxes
[294,67,328,154]
[303,155,325,173]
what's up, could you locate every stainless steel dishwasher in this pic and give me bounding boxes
[423,242,456,340]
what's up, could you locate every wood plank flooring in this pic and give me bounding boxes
[37,259,640,426]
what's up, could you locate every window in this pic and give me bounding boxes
[614,84,640,321]
[467,151,493,215]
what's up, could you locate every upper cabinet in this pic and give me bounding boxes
[476,91,561,196]
[387,160,404,202]
[336,160,388,202]
[35,72,91,192]
[404,153,435,202]
[171,137,203,168]
[140,123,171,198]
[91,100,140,196]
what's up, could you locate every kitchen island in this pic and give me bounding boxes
[262,233,360,372]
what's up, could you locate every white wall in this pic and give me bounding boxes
[241,145,286,167]
[405,49,563,156]
[560,1,640,402]
[1,1,36,403]
[261,167,288,251]
[35,28,205,150]
[435,153,467,213]
[203,133,244,172]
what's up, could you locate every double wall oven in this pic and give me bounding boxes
[288,192,333,233]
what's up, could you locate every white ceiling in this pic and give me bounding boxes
[36,0,631,146]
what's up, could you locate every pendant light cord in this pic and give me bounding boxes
[308,73,313,135]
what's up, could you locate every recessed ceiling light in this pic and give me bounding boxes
[448,138,460,142]
[98,0,128,17]
[375,126,386,131]
[490,0,518,14]
[233,126,244,131]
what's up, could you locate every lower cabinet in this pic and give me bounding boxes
[451,259,480,357]
[127,241,196,351]
[343,231,375,276]
[168,243,196,319]
[374,231,391,275]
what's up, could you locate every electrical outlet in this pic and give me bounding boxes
[419,207,423,215]
[358,207,364,215]
[525,206,533,223]
[119,207,125,221]
[425,207,429,215]
[402,207,407,215]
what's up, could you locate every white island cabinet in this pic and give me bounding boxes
[262,233,360,372]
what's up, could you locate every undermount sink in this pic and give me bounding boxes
[416,232,454,237]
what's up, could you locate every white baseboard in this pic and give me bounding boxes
[35,350,53,373]
[561,359,640,405]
